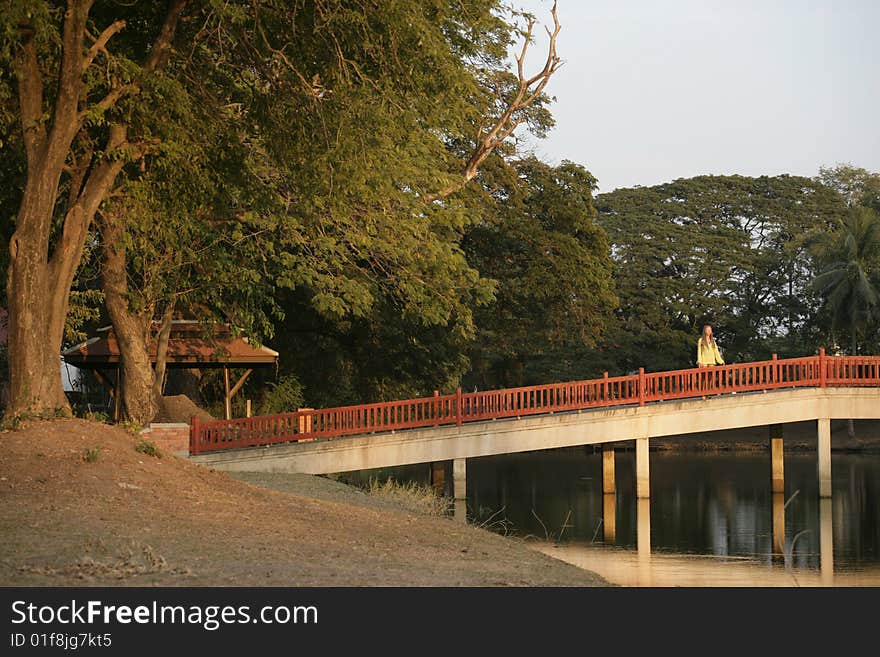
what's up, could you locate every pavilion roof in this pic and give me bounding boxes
[62,321,278,369]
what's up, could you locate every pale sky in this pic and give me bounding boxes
[514,0,880,192]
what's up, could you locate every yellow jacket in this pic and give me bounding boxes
[696,338,724,366]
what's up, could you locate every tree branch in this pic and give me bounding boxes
[82,19,126,73]
[144,0,189,73]
[15,24,46,167]
[425,1,561,202]
[47,0,92,166]
[79,1,188,125]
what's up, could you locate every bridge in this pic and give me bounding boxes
[188,350,880,521]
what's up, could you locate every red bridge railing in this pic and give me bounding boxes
[189,350,880,454]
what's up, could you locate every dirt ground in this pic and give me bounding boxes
[0,419,606,587]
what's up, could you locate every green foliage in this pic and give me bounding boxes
[120,420,142,434]
[65,288,104,345]
[811,206,880,353]
[257,375,305,416]
[82,447,100,463]
[135,439,162,458]
[593,174,849,371]
[818,164,880,213]
[463,157,617,388]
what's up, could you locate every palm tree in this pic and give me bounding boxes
[811,206,880,437]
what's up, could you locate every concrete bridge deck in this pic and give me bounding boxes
[190,386,879,493]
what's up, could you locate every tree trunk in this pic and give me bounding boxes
[100,211,157,426]
[152,304,175,402]
[6,206,70,418]
[5,1,188,419]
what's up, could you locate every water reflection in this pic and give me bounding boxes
[468,451,880,586]
[821,497,833,585]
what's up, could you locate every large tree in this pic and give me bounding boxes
[0,0,189,418]
[462,157,617,389]
[811,206,880,356]
[593,175,847,372]
[2,1,564,422]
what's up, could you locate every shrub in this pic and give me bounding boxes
[82,447,101,463]
[257,375,305,416]
[135,439,162,458]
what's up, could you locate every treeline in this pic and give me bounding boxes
[1,2,878,422]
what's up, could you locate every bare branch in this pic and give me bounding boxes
[144,0,189,73]
[82,19,126,73]
[255,15,327,99]
[425,2,561,202]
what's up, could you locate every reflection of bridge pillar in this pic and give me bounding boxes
[820,497,834,585]
[772,492,786,557]
[453,458,467,523]
[603,493,616,543]
[637,498,651,586]
[770,424,784,494]
[636,436,650,499]
[818,418,832,498]
[602,445,615,494]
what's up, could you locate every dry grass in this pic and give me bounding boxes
[367,477,452,517]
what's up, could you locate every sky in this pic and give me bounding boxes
[513,0,880,192]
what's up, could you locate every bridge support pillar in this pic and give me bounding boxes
[636,436,650,499]
[770,424,784,494]
[453,458,467,523]
[818,418,832,498]
[602,445,615,494]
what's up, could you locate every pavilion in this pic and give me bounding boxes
[62,320,278,420]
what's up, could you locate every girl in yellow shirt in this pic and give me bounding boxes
[696,324,725,367]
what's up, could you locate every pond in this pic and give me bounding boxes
[466,449,880,586]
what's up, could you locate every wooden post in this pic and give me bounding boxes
[223,366,231,420]
[433,390,439,426]
[603,371,609,401]
[638,367,645,406]
[246,399,252,418]
[772,353,778,384]
[456,387,463,427]
[298,408,314,441]
[819,347,827,388]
